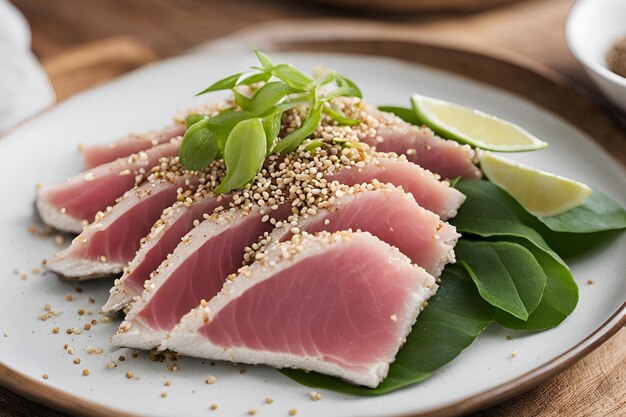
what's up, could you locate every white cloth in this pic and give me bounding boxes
[0,0,55,133]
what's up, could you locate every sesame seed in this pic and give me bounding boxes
[161,392,168,398]
[248,410,256,415]
[82,369,90,376]
[310,391,322,401]
[265,397,273,404]
[74,358,81,365]
[164,379,171,387]
[289,409,298,415]
[205,375,217,384]
[42,374,49,380]
[126,371,134,379]
[210,403,218,410]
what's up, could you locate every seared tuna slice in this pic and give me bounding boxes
[36,141,179,233]
[270,184,459,278]
[340,102,481,179]
[45,177,190,280]
[81,124,185,169]
[161,231,437,388]
[105,153,463,313]
[111,205,291,350]
[371,123,481,180]
[102,192,231,312]
[330,154,465,220]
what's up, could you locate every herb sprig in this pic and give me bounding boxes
[179,50,362,193]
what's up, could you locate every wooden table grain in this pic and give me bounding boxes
[3,0,625,416]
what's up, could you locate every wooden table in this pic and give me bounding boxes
[3,0,625,416]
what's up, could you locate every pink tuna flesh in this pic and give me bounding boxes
[45,178,189,280]
[36,141,179,233]
[329,155,465,220]
[272,186,459,277]
[162,231,437,388]
[111,205,291,350]
[82,124,186,169]
[360,105,481,179]
[102,193,231,312]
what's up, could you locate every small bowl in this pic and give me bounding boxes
[565,0,626,112]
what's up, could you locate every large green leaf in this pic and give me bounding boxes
[455,241,547,320]
[494,237,578,330]
[452,181,565,262]
[280,265,495,395]
[537,190,626,233]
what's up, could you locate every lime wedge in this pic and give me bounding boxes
[480,152,592,217]
[411,94,548,152]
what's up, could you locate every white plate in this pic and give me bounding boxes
[0,52,625,417]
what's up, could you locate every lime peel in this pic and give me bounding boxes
[480,152,592,217]
[411,94,548,152]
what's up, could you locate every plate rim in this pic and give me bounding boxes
[1,41,625,417]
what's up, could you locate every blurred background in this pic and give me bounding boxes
[2,0,591,132]
[1,0,625,416]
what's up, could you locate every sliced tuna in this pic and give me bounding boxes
[161,231,437,388]
[45,177,194,280]
[102,192,231,312]
[36,140,179,233]
[111,205,291,350]
[81,124,186,169]
[270,184,459,278]
[103,151,463,314]
[346,103,481,179]
[330,154,465,220]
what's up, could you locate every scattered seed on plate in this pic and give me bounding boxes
[310,391,322,401]
[74,358,81,365]
[265,397,273,404]
[52,327,59,334]
[289,409,298,416]
[164,379,171,387]
[82,369,90,376]
[161,392,168,398]
[42,374,49,380]
[126,371,134,379]
[248,410,256,415]
[106,360,117,369]
[210,403,218,410]
[205,375,217,384]
[587,279,594,285]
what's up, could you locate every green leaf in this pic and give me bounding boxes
[254,49,274,70]
[456,240,547,320]
[322,105,360,126]
[215,118,267,194]
[495,237,578,331]
[234,89,251,109]
[204,110,253,152]
[179,119,219,171]
[185,114,206,128]
[452,180,559,257]
[304,140,323,152]
[196,72,243,95]
[238,71,272,86]
[537,190,626,233]
[280,265,495,395]
[334,73,362,98]
[272,64,314,90]
[262,112,282,154]
[248,82,300,113]
[272,103,323,154]
[377,106,421,125]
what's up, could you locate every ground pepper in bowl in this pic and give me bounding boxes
[607,36,626,78]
